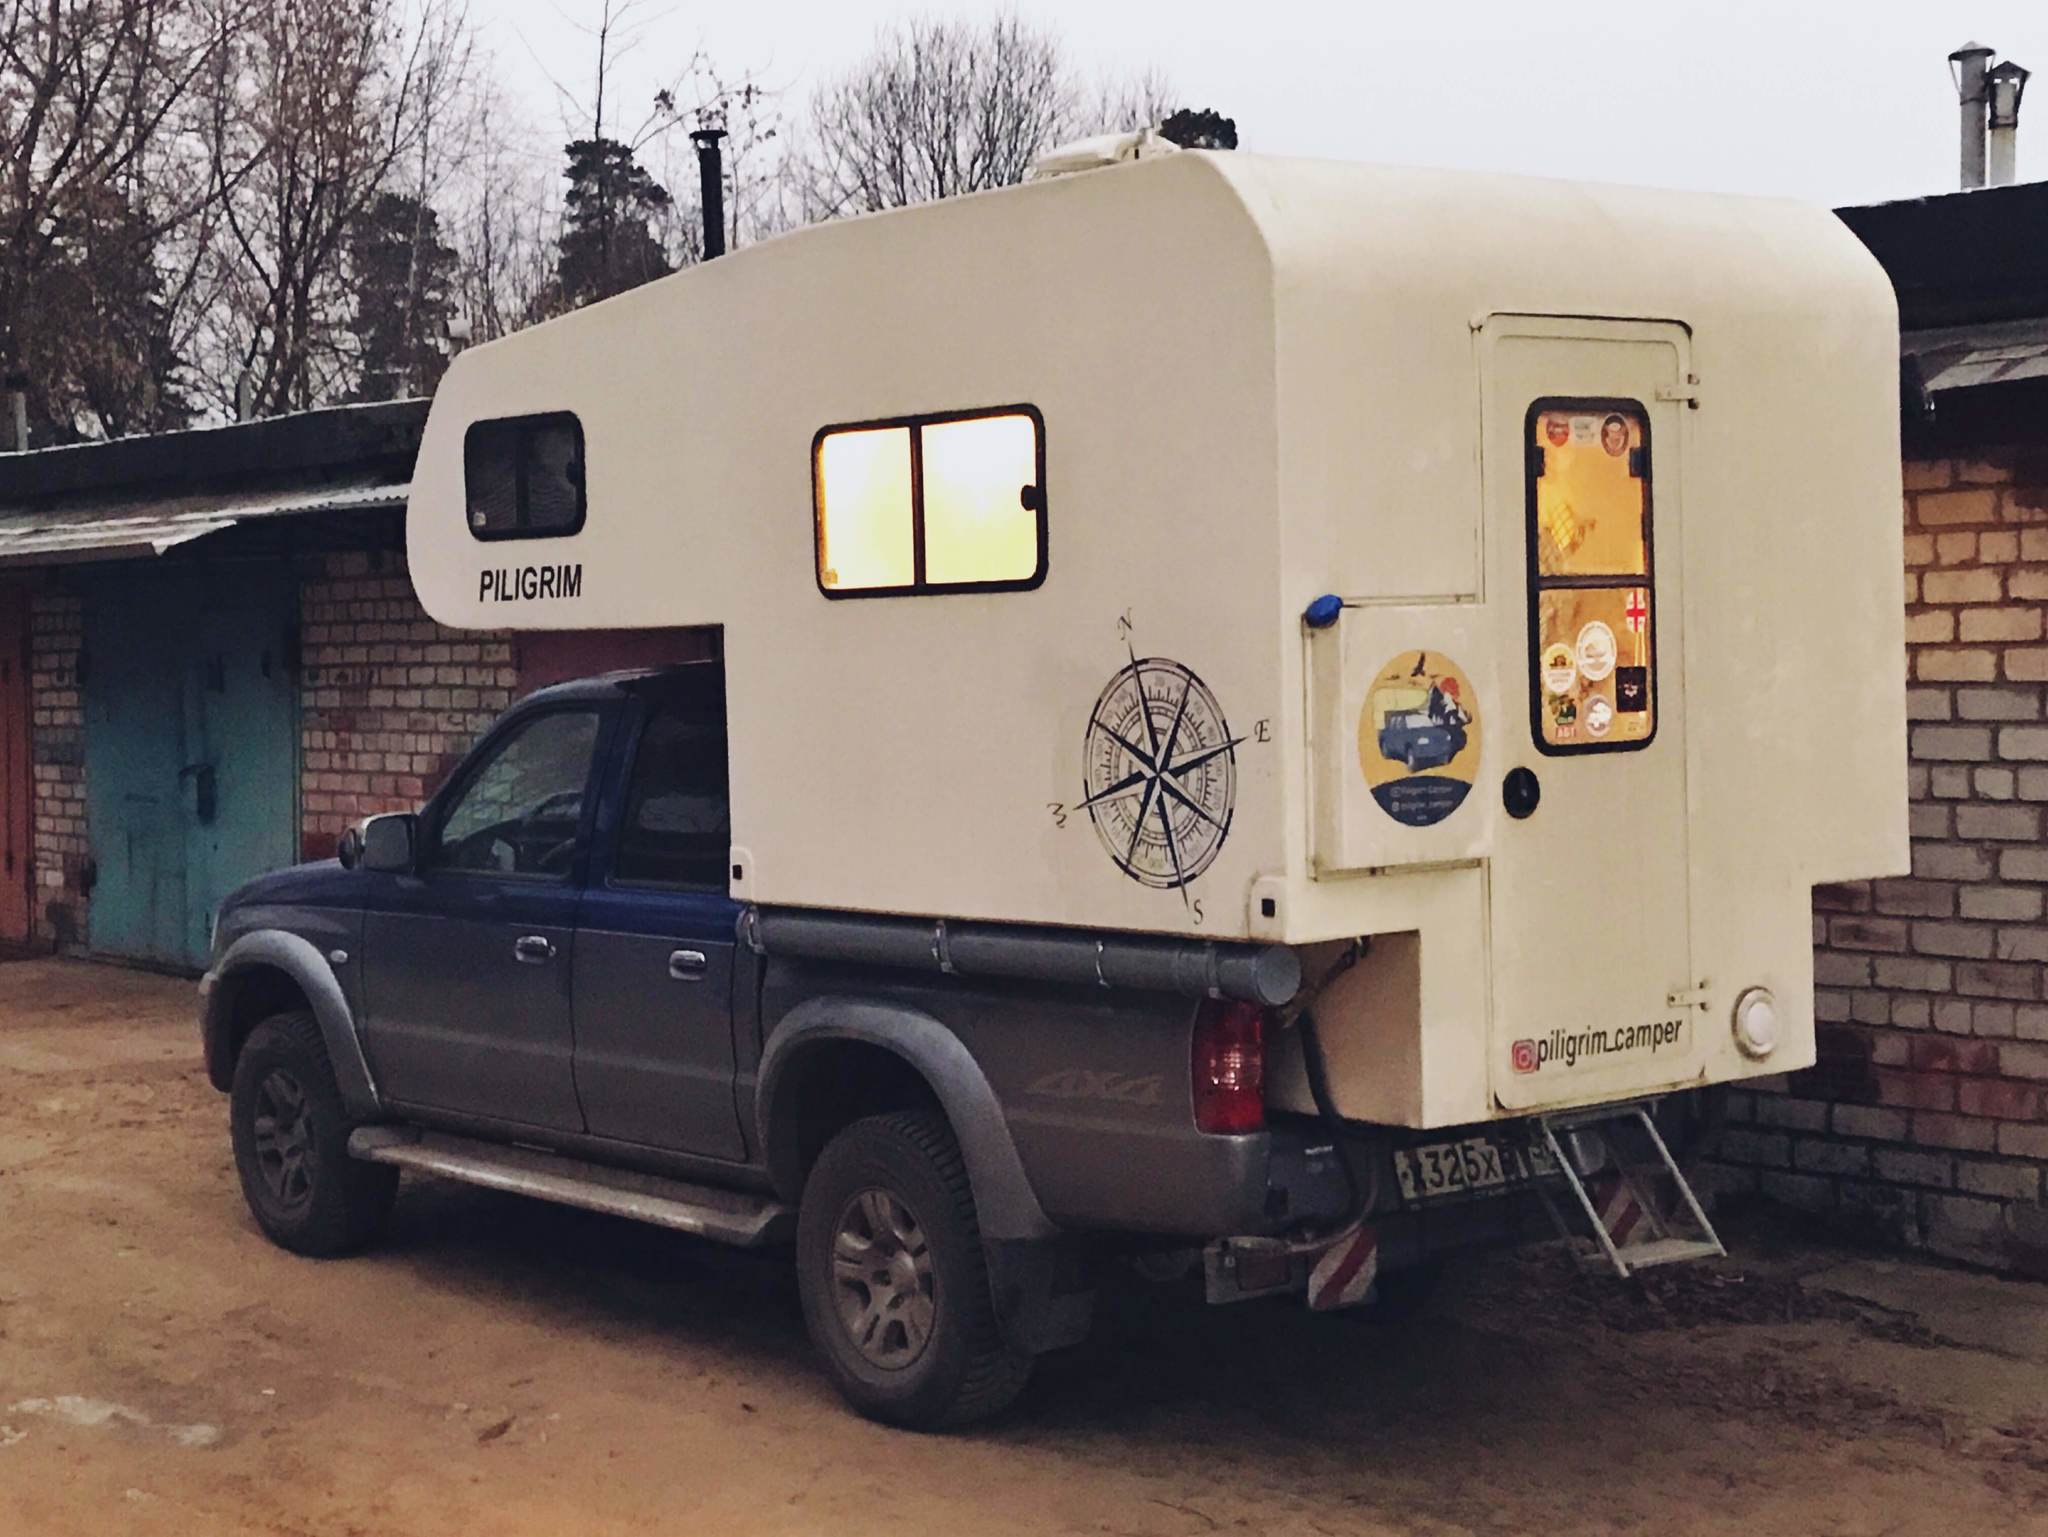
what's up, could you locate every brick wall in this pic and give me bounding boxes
[298,550,517,860]
[28,589,87,946]
[1710,448,2048,1273]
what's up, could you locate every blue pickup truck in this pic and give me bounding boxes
[200,662,1591,1427]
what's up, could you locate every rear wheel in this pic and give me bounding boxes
[229,1011,397,1257]
[796,1111,1032,1429]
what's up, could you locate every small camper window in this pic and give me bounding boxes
[464,413,587,541]
[1526,401,1655,754]
[813,406,1045,596]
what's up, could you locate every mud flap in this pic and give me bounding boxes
[985,1237,1095,1354]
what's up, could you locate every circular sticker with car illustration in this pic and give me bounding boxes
[1358,651,1481,827]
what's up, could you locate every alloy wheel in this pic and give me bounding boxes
[251,1069,316,1213]
[831,1188,937,1369]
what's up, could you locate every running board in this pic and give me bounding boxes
[1534,1102,1725,1279]
[348,1127,795,1247]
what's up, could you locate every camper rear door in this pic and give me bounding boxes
[1481,317,1700,1112]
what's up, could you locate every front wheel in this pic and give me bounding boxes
[796,1112,1032,1429]
[229,1011,397,1257]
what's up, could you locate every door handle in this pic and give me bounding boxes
[179,762,218,824]
[669,948,708,981]
[514,934,557,964]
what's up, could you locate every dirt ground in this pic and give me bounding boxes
[3,958,2047,1536]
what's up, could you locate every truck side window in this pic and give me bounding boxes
[613,707,731,889]
[1526,401,1655,753]
[429,708,602,876]
[813,405,1045,596]
[465,412,587,540]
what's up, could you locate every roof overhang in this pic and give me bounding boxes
[1902,317,2048,395]
[0,480,407,567]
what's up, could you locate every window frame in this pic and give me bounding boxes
[420,702,609,883]
[463,410,589,544]
[1523,395,1659,758]
[604,701,733,895]
[811,402,1048,599]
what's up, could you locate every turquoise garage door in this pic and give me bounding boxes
[82,568,297,970]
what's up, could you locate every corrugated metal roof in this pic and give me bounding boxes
[1902,317,2048,395]
[0,480,407,566]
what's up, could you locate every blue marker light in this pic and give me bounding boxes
[1303,593,1343,630]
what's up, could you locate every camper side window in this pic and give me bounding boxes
[1526,401,1655,754]
[813,406,1046,596]
[465,413,587,540]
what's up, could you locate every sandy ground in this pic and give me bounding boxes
[2,957,2047,1536]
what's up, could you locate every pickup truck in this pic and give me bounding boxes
[200,662,1623,1428]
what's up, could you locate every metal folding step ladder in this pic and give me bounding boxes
[1534,1101,1724,1279]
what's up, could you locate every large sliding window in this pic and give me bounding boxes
[1526,400,1656,753]
[812,406,1046,597]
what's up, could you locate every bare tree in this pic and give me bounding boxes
[444,73,560,344]
[798,13,1176,219]
[192,0,472,418]
[0,0,254,441]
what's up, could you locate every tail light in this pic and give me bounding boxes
[1192,1000,1266,1135]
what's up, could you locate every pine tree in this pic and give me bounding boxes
[1159,108,1238,150]
[348,191,458,401]
[555,137,673,308]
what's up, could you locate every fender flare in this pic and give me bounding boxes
[755,996,1055,1243]
[201,930,380,1119]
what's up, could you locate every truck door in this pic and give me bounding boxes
[359,704,601,1133]
[571,689,746,1161]
[1482,316,1701,1111]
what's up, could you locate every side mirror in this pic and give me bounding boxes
[336,825,364,869]
[360,813,419,874]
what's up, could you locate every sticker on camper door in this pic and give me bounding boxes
[1359,652,1480,827]
[1081,649,1239,894]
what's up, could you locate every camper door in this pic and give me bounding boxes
[1481,316,1699,1112]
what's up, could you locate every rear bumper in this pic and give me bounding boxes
[1257,1113,1578,1261]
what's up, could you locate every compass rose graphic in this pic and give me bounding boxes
[1081,650,1241,893]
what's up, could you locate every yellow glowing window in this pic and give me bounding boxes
[1527,401,1656,754]
[813,406,1046,596]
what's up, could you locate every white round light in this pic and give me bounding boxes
[1732,987,1780,1059]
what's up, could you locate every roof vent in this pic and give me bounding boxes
[1026,126,1180,182]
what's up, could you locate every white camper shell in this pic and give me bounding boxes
[407,151,1908,1131]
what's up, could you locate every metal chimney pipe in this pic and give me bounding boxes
[1952,41,1994,189]
[1989,59,2031,187]
[691,128,728,260]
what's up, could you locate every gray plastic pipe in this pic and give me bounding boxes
[745,907,1301,1008]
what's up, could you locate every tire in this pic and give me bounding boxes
[796,1111,1033,1429]
[229,1010,398,1257]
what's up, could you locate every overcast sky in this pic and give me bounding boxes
[484,0,2043,209]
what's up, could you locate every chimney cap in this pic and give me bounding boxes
[1951,40,1995,64]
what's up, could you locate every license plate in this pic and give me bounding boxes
[1393,1135,1555,1203]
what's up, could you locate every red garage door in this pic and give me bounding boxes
[514,628,718,699]
[0,589,30,943]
